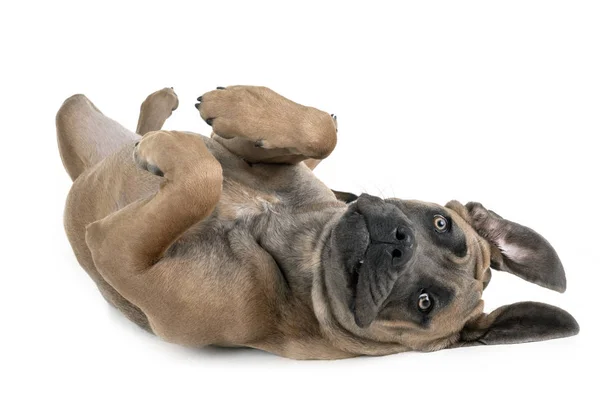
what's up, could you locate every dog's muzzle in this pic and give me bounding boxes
[355,194,416,268]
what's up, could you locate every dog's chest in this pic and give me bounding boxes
[216,178,281,220]
[212,160,336,223]
[205,137,331,220]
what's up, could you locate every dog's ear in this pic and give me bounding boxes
[456,302,579,346]
[446,201,566,292]
[332,190,358,204]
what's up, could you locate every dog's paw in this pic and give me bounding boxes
[132,131,215,179]
[194,86,256,137]
[142,87,179,113]
[194,85,296,147]
[133,138,164,177]
[194,86,335,156]
[133,133,166,177]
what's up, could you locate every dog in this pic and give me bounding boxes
[57,86,579,359]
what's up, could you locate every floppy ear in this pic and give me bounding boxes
[332,190,358,204]
[457,302,579,346]
[447,201,567,292]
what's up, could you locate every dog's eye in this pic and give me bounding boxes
[433,215,449,233]
[417,292,433,313]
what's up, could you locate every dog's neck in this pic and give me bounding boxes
[252,202,345,300]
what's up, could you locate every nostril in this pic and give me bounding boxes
[392,249,403,259]
[396,227,413,243]
[396,230,407,241]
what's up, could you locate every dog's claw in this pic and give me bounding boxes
[195,103,201,109]
[197,96,203,102]
[216,86,226,90]
[206,118,213,126]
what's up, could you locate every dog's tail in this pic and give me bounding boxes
[56,94,138,181]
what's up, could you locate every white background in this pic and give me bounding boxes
[2,1,598,409]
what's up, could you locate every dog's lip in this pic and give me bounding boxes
[351,244,368,275]
[344,206,370,273]
[349,239,368,293]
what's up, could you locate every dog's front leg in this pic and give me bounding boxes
[84,131,222,335]
[136,87,179,135]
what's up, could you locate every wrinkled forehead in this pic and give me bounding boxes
[398,199,492,282]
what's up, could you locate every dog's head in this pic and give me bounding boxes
[323,194,578,351]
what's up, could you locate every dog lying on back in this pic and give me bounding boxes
[57,86,578,359]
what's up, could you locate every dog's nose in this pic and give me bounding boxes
[356,194,416,266]
[391,226,414,266]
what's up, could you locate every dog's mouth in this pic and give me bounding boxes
[343,206,370,290]
[349,255,366,295]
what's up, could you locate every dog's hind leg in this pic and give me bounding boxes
[57,90,174,330]
[56,94,139,181]
[85,131,226,343]
[57,88,179,181]
[57,94,153,329]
